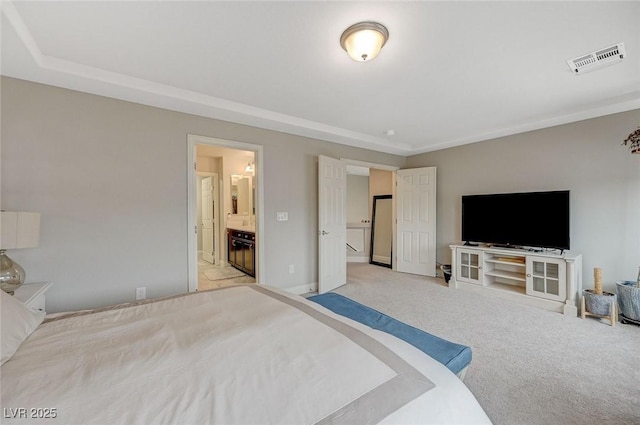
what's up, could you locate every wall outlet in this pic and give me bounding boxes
[289,264,295,274]
[136,287,146,300]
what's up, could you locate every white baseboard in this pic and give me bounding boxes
[285,282,317,295]
[347,257,369,263]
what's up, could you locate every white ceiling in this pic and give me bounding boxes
[2,1,639,156]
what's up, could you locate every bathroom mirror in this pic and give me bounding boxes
[370,195,392,268]
[230,175,252,216]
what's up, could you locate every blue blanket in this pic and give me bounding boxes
[307,293,472,375]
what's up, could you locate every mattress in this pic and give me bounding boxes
[0,284,492,424]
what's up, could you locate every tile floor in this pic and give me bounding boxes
[198,255,255,291]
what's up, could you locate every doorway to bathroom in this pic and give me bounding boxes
[187,134,264,292]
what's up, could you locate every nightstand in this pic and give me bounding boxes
[13,282,52,312]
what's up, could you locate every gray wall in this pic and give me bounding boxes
[407,110,640,293]
[3,76,637,310]
[1,77,406,312]
[346,175,369,224]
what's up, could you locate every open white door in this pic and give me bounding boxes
[396,167,437,276]
[318,155,347,293]
[201,176,216,264]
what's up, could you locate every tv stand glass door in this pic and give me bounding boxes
[457,248,482,285]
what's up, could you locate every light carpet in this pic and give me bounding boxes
[336,263,640,425]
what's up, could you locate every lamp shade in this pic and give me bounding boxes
[340,22,389,62]
[1,212,40,250]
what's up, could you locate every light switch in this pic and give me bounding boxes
[276,212,288,221]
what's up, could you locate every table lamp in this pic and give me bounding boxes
[0,211,40,294]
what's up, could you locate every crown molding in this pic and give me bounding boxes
[1,1,413,156]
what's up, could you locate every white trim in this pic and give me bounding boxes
[2,1,412,156]
[285,283,317,295]
[3,2,639,156]
[340,158,399,271]
[187,134,264,292]
[340,158,400,172]
[347,257,369,263]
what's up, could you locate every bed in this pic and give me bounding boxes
[307,292,473,379]
[1,284,492,424]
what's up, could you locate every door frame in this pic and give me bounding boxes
[187,134,264,292]
[341,158,399,271]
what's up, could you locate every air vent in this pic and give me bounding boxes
[567,42,625,74]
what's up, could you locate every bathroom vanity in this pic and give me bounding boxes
[227,227,255,277]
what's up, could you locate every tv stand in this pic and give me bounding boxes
[463,241,479,246]
[449,244,582,316]
[488,243,523,249]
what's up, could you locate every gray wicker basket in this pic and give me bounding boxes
[616,280,640,321]
[583,289,616,316]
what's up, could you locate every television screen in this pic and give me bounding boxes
[461,190,570,250]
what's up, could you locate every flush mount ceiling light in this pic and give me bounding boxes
[340,21,389,62]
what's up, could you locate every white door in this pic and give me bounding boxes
[396,167,437,276]
[201,177,216,264]
[318,155,347,293]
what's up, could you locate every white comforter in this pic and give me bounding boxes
[1,285,492,424]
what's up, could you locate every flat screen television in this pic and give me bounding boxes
[461,190,570,250]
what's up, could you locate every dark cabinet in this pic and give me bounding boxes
[227,229,255,277]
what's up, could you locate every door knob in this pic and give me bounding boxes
[320,230,330,235]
